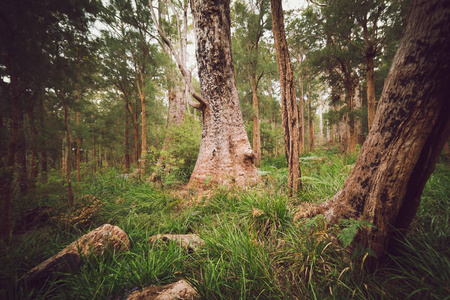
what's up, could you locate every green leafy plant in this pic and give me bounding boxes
[336,218,375,248]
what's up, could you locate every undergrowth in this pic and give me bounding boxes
[0,150,448,299]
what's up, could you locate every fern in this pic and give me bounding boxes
[336,218,375,248]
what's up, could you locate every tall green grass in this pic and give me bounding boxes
[1,151,448,299]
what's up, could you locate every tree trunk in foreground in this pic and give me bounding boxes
[189,0,259,187]
[270,0,301,195]
[303,0,450,266]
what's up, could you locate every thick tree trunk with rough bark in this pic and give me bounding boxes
[270,0,301,194]
[302,0,450,266]
[189,0,259,187]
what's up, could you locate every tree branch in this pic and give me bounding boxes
[149,0,207,110]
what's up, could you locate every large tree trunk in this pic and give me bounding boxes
[304,0,450,266]
[270,0,301,194]
[189,0,259,187]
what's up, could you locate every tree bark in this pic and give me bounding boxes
[188,0,259,187]
[346,86,356,153]
[309,116,315,153]
[27,105,39,189]
[1,58,20,238]
[366,55,376,131]
[124,102,130,173]
[303,0,450,266]
[62,94,75,208]
[299,77,305,154]
[39,99,47,182]
[76,90,82,182]
[270,0,301,194]
[250,73,261,167]
[16,105,28,194]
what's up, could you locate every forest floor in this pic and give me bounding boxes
[1,148,449,299]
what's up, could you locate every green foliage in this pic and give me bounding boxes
[164,115,201,182]
[336,219,376,248]
[1,150,449,299]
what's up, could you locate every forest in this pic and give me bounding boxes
[1,0,449,299]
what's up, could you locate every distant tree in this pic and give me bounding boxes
[0,0,97,235]
[270,0,301,194]
[232,0,272,167]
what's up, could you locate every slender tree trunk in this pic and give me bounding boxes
[132,124,140,168]
[189,0,259,187]
[39,99,47,182]
[443,140,449,160]
[347,87,356,152]
[331,123,335,146]
[1,58,20,237]
[309,116,315,153]
[92,136,96,173]
[250,73,261,167]
[270,0,301,194]
[299,77,305,154]
[140,89,146,159]
[76,91,81,182]
[62,94,75,208]
[124,102,130,173]
[104,149,107,175]
[27,106,39,189]
[366,55,376,131]
[16,107,27,194]
[303,0,450,266]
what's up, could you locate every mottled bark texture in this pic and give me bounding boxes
[271,0,301,194]
[301,0,450,264]
[189,0,259,187]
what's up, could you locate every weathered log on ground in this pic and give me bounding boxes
[127,279,197,300]
[20,224,130,287]
[149,234,204,251]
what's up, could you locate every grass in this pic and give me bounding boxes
[0,149,449,299]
